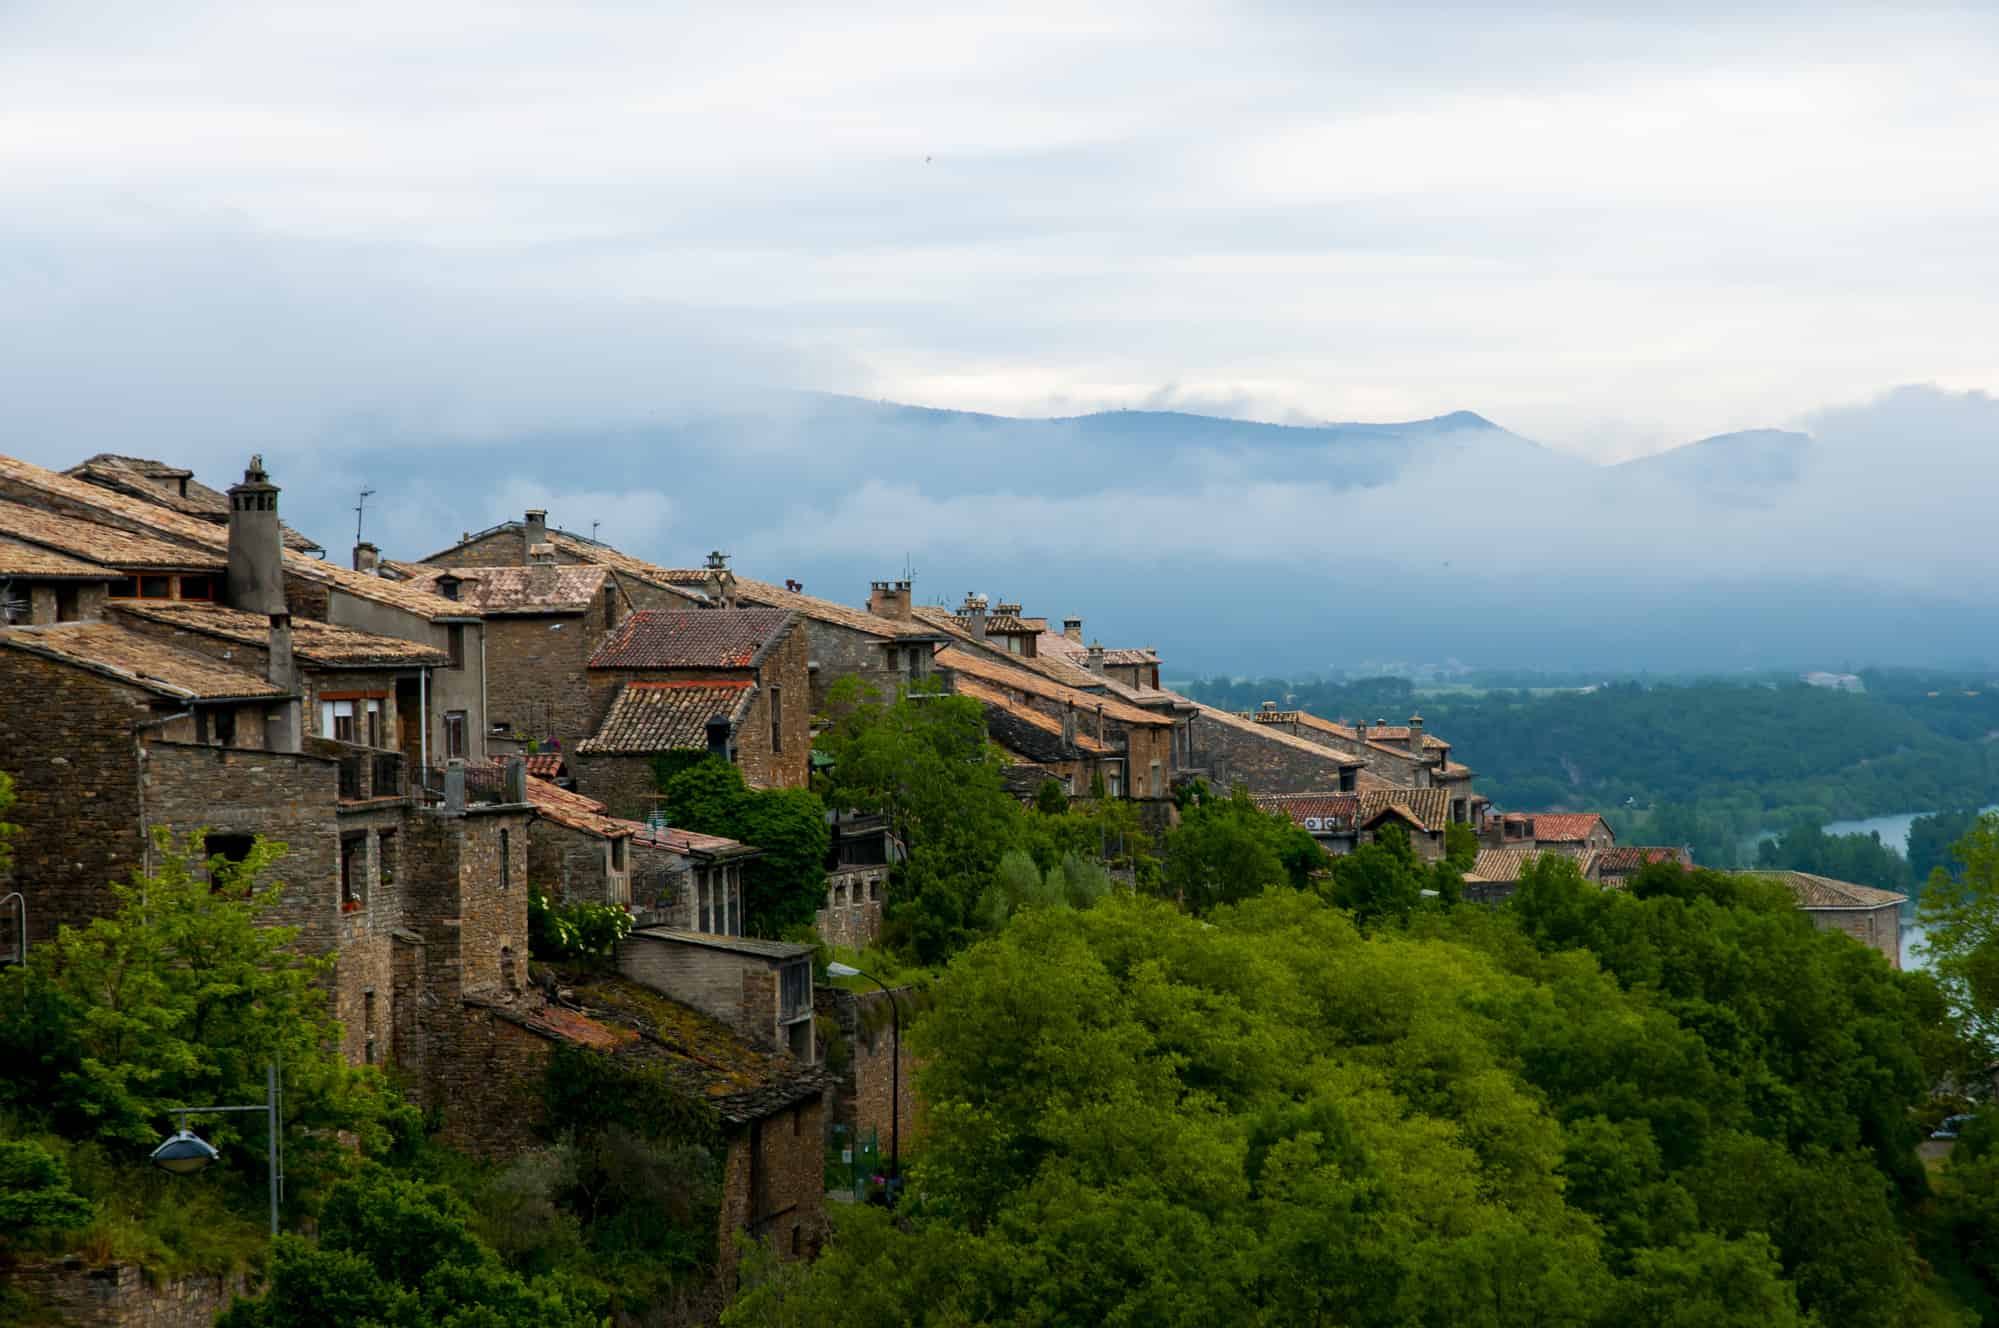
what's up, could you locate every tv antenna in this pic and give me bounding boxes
[354,488,377,546]
[592,520,601,542]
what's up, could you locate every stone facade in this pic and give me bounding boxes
[570,752,664,823]
[529,816,629,906]
[1186,707,1363,795]
[619,931,816,1058]
[720,1094,827,1268]
[815,986,919,1164]
[426,1000,560,1155]
[817,867,887,949]
[1799,905,1903,968]
[4,1259,247,1328]
[477,610,604,755]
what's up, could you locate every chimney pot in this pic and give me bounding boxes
[226,455,286,616]
[352,541,379,574]
[1086,641,1105,675]
[524,509,548,552]
[1063,616,1083,643]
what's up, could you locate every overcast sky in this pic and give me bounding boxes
[4,2,1997,465]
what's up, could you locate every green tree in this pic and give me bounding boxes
[1161,787,1323,912]
[1916,810,1999,1058]
[0,1140,93,1239]
[1326,824,1424,928]
[0,769,17,877]
[1445,820,1479,870]
[661,759,831,937]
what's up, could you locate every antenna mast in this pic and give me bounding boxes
[354,487,377,546]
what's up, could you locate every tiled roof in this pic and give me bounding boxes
[1252,792,1361,829]
[1594,846,1692,874]
[589,607,796,670]
[1468,847,1546,884]
[622,821,759,860]
[0,535,115,579]
[1100,648,1160,666]
[1743,870,1907,909]
[111,600,450,666]
[537,976,828,1123]
[1438,761,1476,779]
[0,455,470,621]
[1524,813,1612,844]
[957,676,1115,762]
[402,564,609,614]
[0,622,288,700]
[630,927,815,961]
[65,454,321,550]
[516,772,634,839]
[0,498,226,571]
[1244,708,1428,764]
[940,647,1175,728]
[523,753,566,779]
[577,680,755,754]
[1357,787,1452,833]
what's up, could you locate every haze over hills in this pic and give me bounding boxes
[33,384,1999,677]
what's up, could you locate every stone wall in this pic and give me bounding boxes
[619,933,787,1049]
[815,986,919,1162]
[479,612,601,755]
[0,650,153,943]
[795,619,902,715]
[817,868,886,949]
[719,1095,827,1270]
[571,751,661,822]
[427,1002,557,1155]
[3,1259,247,1328]
[527,818,626,906]
[1804,905,1902,969]
[1187,711,1359,795]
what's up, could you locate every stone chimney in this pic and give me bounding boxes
[225,455,286,616]
[1408,713,1425,755]
[962,593,987,643]
[1086,641,1105,675]
[705,714,733,762]
[1063,616,1083,643]
[352,541,379,574]
[1260,700,1278,712]
[1062,702,1077,747]
[524,508,548,552]
[703,551,737,608]
[267,613,301,753]
[528,541,557,597]
[868,579,913,621]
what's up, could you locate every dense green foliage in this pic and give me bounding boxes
[659,758,832,935]
[728,859,1977,1327]
[814,679,1149,963]
[1755,820,1915,894]
[1162,785,1325,911]
[528,885,634,966]
[0,1139,92,1238]
[1917,811,1999,1062]
[1187,670,1999,871]
[217,1170,603,1328]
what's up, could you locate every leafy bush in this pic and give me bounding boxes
[527,885,633,966]
[0,1139,91,1239]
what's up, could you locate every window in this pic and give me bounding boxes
[603,584,619,631]
[365,699,383,748]
[610,836,627,873]
[769,685,782,753]
[214,707,237,747]
[444,710,467,759]
[140,575,172,599]
[377,830,398,886]
[499,829,511,890]
[324,699,357,742]
[207,832,255,865]
[340,834,366,911]
[108,576,139,598]
[447,624,465,670]
[697,876,711,932]
[55,585,79,621]
[438,575,460,602]
[780,961,810,1020]
[176,574,213,600]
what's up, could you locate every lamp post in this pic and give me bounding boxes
[151,1061,282,1236]
[825,962,900,1201]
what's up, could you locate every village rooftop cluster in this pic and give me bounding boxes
[0,450,1910,1264]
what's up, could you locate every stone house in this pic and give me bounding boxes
[1745,870,1906,968]
[955,674,1118,797]
[619,929,819,1062]
[426,515,947,714]
[1592,845,1694,886]
[814,983,919,1169]
[1184,702,1366,795]
[0,452,493,769]
[442,976,829,1270]
[624,822,758,935]
[936,646,1178,800]
[517,772,638,907]
[1241,703,1484,822]
[0,496,227,622]
[574,606,812,815]
[1252,788,1452,860]
[1484,811,1617,853]
[399,558,629,756]
[65,452,323,552]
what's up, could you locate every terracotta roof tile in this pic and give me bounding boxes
[1522,813,1612,844]
[513,772,634,839]
[404,564,610,614]
[1251,792,1361,828]
[589,607,796,670]
[1100,648,1160,666]
[112,600,450,667]
[65,454,321,549]
[619,820,758,859]
[1193,702,1368,764]
[578,680,755,754]
[0,535,116,580]
[941,647,1174,728]
[523,753,566,779]
[1,621,288,700]
[1743,870,1907,909]
[956,676,1115,761]
[1594,846,1693,874]
[1357,787,1452,833]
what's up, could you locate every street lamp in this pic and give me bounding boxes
[825,961,901,1201]
[151,1061,283,1236]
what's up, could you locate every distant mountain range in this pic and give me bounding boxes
[206,388,1999,676]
